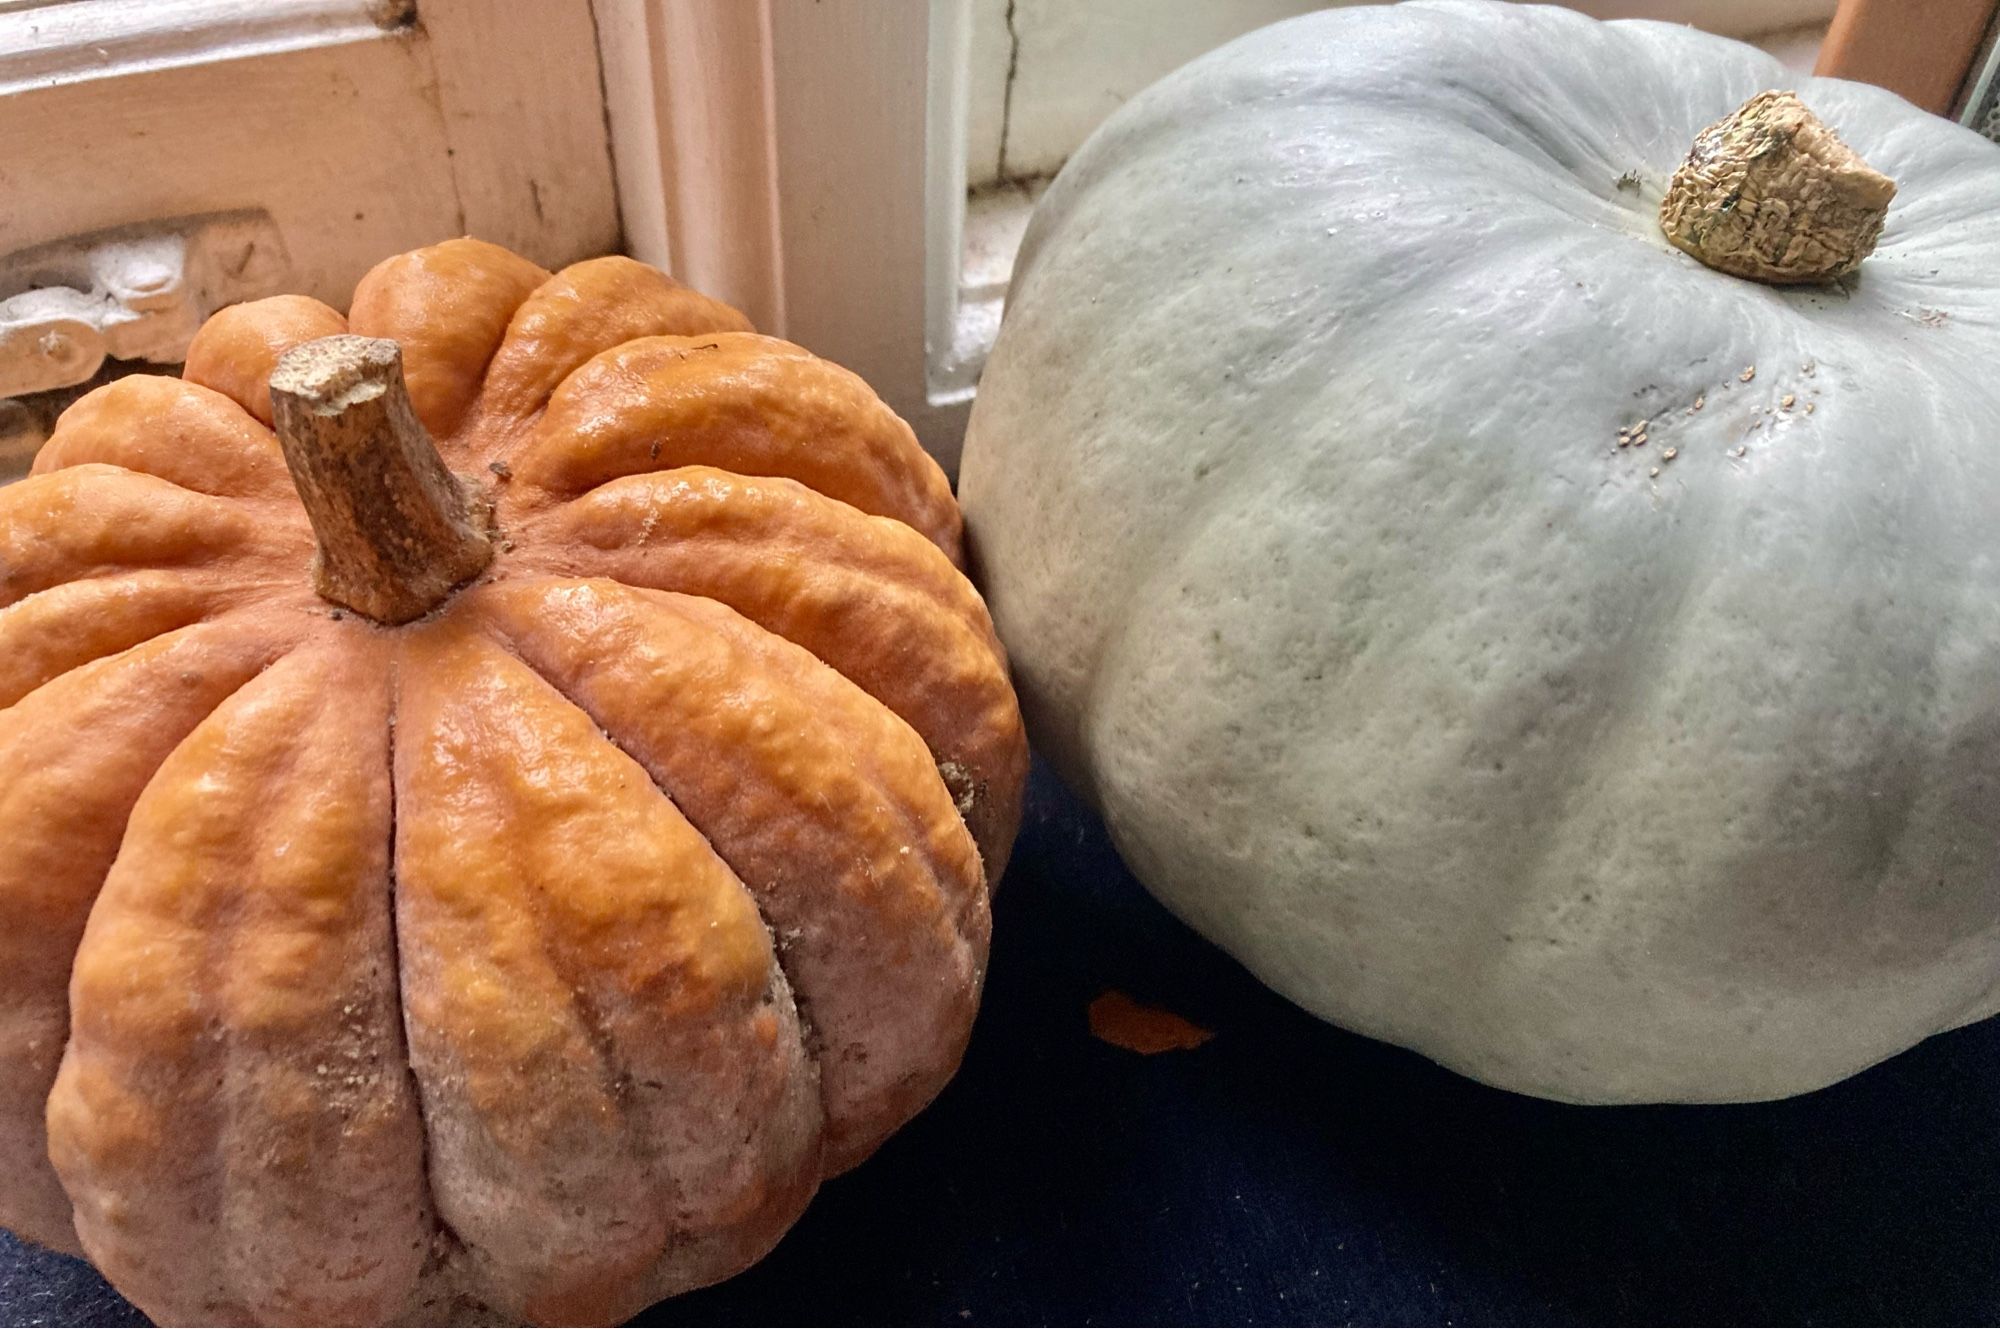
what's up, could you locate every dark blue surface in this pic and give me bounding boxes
[7,761,2000,1326]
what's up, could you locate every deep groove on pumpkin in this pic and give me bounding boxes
[0,465,274,613]
[463,622,836,1099]
[514,468,1018,870]
[0,574,218,711]
[504,333,965,566]
[379,642,474,1321]
[203,648,350,1322]
[463,584,988,1174]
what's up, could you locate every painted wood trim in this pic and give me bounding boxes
[0,0,412,95]
[925,0,977,409]
[416,0,620,269]
[594,0,786,332]
[592,0,675,278]
[1959,15,2000,130]
[0,30,463,304]
[1815,0,2000,114]
[1,1,616,339]
[595,0,971,469]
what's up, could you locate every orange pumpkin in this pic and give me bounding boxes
[0,238,1027,1325]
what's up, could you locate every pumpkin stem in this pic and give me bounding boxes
[1658,90,1896,285]
[268,335,493,624]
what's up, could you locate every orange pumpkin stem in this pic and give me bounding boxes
[269,335,493,624]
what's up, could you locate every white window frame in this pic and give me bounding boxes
[597,0,976,472]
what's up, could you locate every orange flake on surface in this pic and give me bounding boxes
[1088,990,1215,1054]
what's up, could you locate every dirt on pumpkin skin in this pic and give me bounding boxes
[1087,990,1214,1055]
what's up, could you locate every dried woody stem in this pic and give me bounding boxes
[268,335,492,624]
[1659,90,1897,285]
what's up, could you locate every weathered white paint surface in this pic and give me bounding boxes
[0,0,616,322]
[0,213,286,397]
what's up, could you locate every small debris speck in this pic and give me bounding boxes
[1740,366,1756,382]
[487,460,512,480]
[1802,359,1816,376]
[1662,447,1678,461]
[1805,402,1816,414]
[1780,393,1796,409]
[1649,466,1661,478]
[1694,394,1706,411]
[1734,445,1748,458]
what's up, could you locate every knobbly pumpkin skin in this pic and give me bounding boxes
[0,238,1027,1325]
[961,1,2000,1104]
